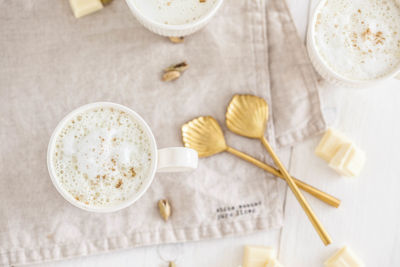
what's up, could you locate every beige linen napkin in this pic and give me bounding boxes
[0,0,326,265]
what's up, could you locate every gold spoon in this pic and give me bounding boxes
[226,94,331,245]
[182,116,333,245]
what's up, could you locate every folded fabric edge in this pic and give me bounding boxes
[0,214,282,266]
[266,0,329,148]
[275,118,326,147]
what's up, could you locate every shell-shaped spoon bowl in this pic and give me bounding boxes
[226,94,268,139]
[181,116,227,158]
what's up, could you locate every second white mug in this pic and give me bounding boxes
[124,0,224,37]
[306,0,400,88]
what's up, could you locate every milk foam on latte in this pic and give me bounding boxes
[314,0,400,80]
[52,106,153,207]
[133,0,218,25]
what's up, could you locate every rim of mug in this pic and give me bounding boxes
[125,0,224,32]
[47,102,158,213]
[309,0,400,85]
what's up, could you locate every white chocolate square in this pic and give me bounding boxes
[328,143,354,176]
[324,246,364,267]
[243,246,277,267]
[315,129,349,162]
[264,258,284,267]
[344,146,366,177]
[329,143,366,177]
[69,0,103,18]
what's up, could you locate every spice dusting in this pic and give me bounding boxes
[115,179,123,188]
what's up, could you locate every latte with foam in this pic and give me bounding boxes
[52,106,153,208]
[313,0,400,80]
[132,0,218,25]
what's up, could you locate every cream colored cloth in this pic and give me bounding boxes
[0,0,326,265]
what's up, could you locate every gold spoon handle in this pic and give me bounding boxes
[226,146,334,245]
[259,137,331,245]
[225,147,340,207]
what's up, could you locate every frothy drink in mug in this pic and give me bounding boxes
[313,0,400,80]
[52,107,152,207]
[48,103,198,211]
[133,0,218,25]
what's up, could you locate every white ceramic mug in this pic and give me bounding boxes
[125,0,224,37]
[47,102,198,212]
[307,0,400,88]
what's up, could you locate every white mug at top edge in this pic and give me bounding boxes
[124,0,224,37]
[306,0,400,88]
[47,102,198,213]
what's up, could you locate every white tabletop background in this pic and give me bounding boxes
[31,0,400,266]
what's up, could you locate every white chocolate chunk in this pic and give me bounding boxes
[315,128,350,162]
[315,128,366,177]
[324,246,364,267]
[344,146,366,177]
[328,143,354,176]
[243,246,277,267]
[329,143,366,177]
[264,258,284,267]
[69,0,103,18]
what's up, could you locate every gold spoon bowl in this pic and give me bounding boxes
[226,94,268,139]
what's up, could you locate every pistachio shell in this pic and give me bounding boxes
[164,62,189,73]
[158,199,171,221]
[162,71,180,82]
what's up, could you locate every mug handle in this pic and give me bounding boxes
[157,147,198,172]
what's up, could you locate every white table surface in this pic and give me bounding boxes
[32,0,400,266]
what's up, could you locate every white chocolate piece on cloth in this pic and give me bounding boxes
[329,143,366,177]
[243,246,277,267]
[69,0,103,18]
[324,246,364,267]
[264,258,284,267]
